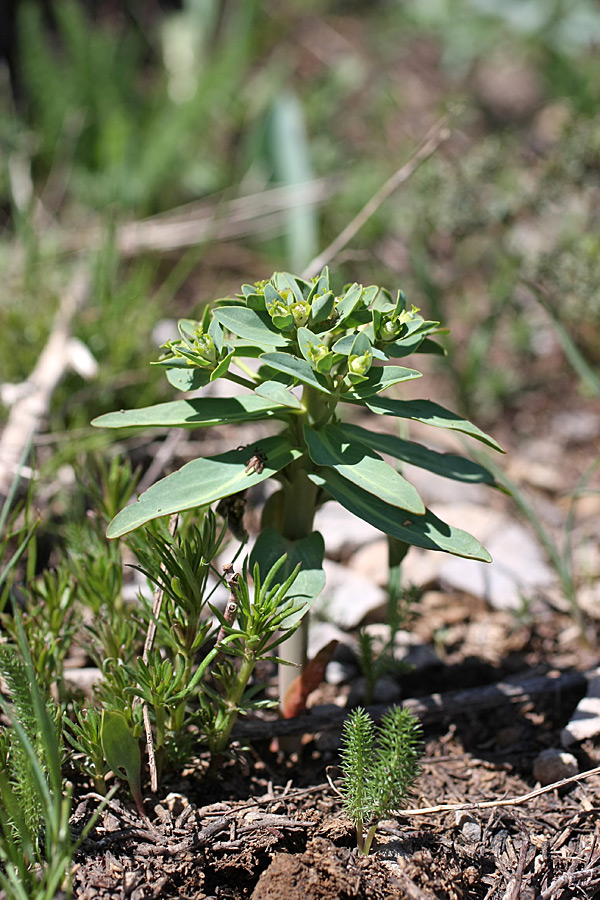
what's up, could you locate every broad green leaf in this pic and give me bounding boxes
[339,423,497,484]
[336,283,363,325]
[310,290,334,324]
[255,380,303,410]
[100,711,144,815]
[92,395,287,429]
[304,424,425,514]
[165,366,212,392]
[347,397,504,452]
[106,435,302,537]
[332,334,387,360]
[309,470,492,562]
[342,365,422,398]
[213,307,290,348]
[250,528,325,627]
[260,352,332,394]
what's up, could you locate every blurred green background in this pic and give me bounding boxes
[1,0,599,483]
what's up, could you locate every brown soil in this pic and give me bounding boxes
[67,626,600,900]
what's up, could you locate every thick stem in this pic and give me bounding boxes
[277,385,331,710]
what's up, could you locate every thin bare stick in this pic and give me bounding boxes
[0,265,90,497]
[302,115,452,279]
[58,180,333,257]
[142,513,179,663]
[398,763,600,818]
[139,513,178,793]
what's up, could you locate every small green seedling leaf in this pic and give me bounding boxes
[100,711,144,817]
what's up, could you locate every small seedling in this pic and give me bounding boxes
[340,706,422,856]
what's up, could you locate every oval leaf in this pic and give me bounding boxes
[260,352,332,394]
[342,365,421,398]
[304,424,425,514]
[255,380,303,410]
[250,527,325,627]
[212,307,290,348]
[339,423,497,484]
[107,435,302,537]
[346,397,504,452]
[309,469,492,561]
[92,395,287,429]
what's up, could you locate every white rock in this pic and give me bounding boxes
[533,749,578,785]
[314,503,381,559]
[434,505,556,611]
[562,668,600,746]
[325,660,357,686]
[307,620,353,659]
[349,538,444,590]
[312,559,387,629]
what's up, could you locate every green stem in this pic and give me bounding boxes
[361,822,379,856]
[211,650,256,754]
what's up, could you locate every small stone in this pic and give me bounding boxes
[63,667,102,694]
[436,506,556,611]
[314,503,381,559]
[325,660,357,686]
[455,811,482,843]
[562,669,600,746]
[312,559,387,629]
[533,749,578,785]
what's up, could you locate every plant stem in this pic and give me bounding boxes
[361,823,379,856]
[210,650,256,754]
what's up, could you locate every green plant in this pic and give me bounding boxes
[0,615,108,899]
[92,269,501,698]
[358,592,415,707]
[340,705,422,856]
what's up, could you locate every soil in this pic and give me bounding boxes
[66,608,600,900]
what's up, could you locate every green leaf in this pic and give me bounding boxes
[106,435,303,537]
[212,307,291,348]
[348,397,504,452]
[310,291,335,324]
[342,365,421,398]
[249,528,325,627]
[304,424,425,514]
[260,352,333,394]
[339,423,497,485]
[100,711,144,815]
[210,350,234,381]
[332,334,387,361]
[309,469,492,561]
[165,366,212,391]
[336,284,364,326]
[92,395,287,429]
[255,380,303,410]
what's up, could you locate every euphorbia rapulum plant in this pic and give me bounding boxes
[92,268,502,702]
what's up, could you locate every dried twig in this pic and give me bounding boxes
[302,114,452,279]
[139,513,178,794]
[0,266,90,497]
[59,181,333,257]
[399,763,600,819]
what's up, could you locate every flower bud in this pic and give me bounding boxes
[194,333,217,365]
[348,351,372,376]
[291,301,310,327]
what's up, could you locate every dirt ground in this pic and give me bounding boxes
[66,590,600,900]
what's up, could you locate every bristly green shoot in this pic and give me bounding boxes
[340,706,422,855]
